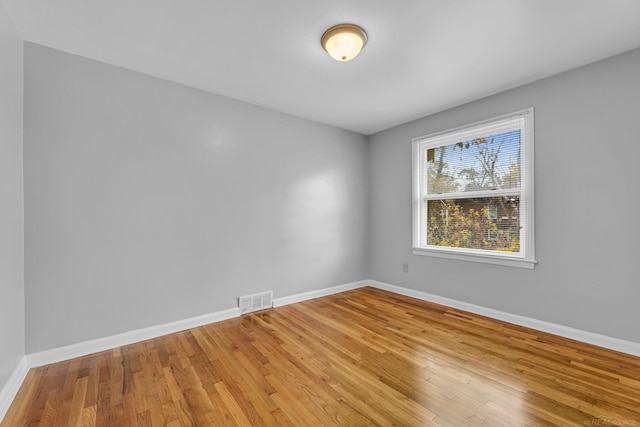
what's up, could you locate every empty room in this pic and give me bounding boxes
[1,1,640,426]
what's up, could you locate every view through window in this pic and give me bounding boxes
[412,109,536,268]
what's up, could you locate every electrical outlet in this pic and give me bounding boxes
[402,263,409,273]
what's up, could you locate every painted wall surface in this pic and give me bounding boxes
[24,43,368,353]
[369,48,640,343]
[0,3,24,389]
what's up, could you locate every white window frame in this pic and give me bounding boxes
[411,108,536,269]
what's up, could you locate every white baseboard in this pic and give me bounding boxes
[0,356,29,424]
[25,280,369,370]
[26,307,241,368]
[4,278,638,423]
[272,280,368,307]
[368,280,640,357]
[24,279,369,369]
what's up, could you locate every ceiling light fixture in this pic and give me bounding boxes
[321,23,368,62]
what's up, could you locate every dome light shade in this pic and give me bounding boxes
[321,24,368,61]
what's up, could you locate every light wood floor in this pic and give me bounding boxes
[3,287,640,426]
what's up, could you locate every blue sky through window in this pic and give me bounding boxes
[428,129,521,193]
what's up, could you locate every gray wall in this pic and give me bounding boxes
[24,43,368,353]
[19,40,640,354]
[369,48,640,343]
[0,2,24,389]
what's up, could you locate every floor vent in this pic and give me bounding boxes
[238,290,273,314]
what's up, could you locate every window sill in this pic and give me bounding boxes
[412,247,537,269]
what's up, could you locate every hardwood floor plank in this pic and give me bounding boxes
[213,382,255,426]
[3,287,639,426]
[66,376,89,427]
[80,404,96,427]
[1,368,40,424]
[37,393,59,427]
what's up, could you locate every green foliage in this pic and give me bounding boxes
[426,199,520,252]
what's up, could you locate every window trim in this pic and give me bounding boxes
[411,108,536,269]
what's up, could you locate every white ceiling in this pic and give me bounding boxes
[5,0,640,135]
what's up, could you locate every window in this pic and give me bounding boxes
[412,108,536,268]
[487,202,498,220]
